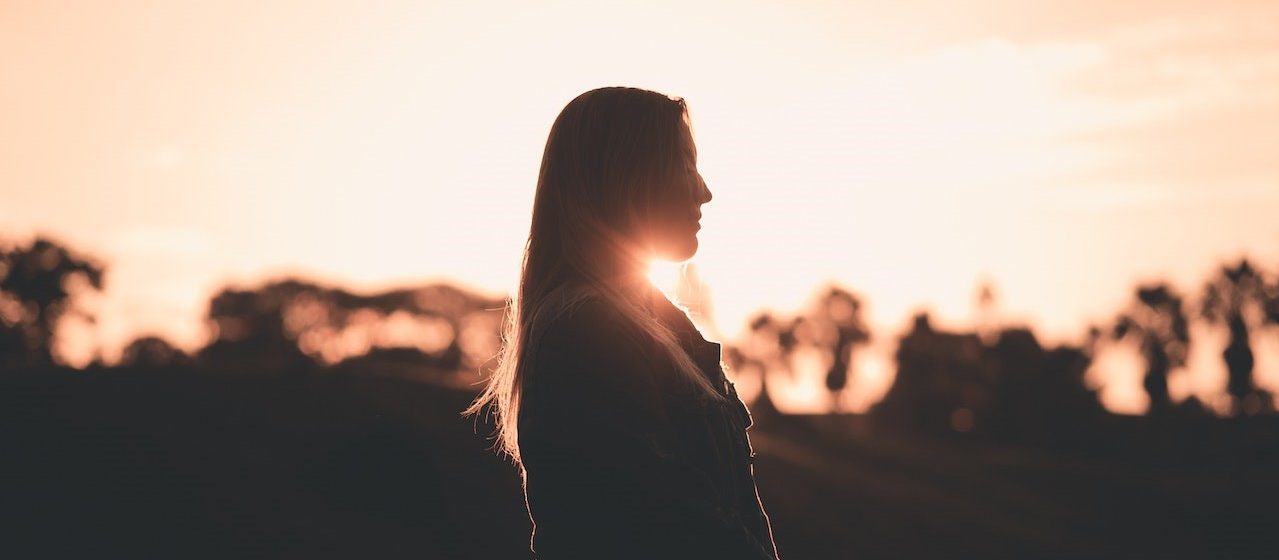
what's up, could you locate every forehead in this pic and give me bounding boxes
[679,122,697,159]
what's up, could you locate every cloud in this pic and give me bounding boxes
[1069,15,1279,111]
[1007,14,1279,210]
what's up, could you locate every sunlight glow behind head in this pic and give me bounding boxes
[646,260,683,298]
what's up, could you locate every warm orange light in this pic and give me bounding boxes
[4,1,1277,415]
[646,260,683,299]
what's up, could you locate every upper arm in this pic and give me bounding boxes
[519,298,672,453]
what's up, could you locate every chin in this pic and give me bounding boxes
[657,239,699,262]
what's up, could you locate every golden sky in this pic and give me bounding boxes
[3,0,1278,411]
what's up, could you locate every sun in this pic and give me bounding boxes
[646,260,683,298]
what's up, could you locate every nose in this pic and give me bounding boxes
[696,173,712,205]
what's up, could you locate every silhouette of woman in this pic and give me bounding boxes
[463,86,780,559]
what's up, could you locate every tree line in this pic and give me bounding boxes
[3,234,1277,431]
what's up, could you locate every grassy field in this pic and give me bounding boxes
[3,367,1277,559]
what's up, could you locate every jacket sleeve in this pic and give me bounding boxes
[517,299,778,559]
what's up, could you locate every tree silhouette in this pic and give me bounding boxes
[1112,284,1190,415]
[722,343,779,423]
[195,277,504,377]
[737,311,799,419]
[1264,272,1279,326]
[808,285,870,413]
[120,334,191,368]
[195,278,323,373]
[0,236,105,368]
[1201,259,1274,415]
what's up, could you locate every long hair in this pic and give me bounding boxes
[461,86,726,466]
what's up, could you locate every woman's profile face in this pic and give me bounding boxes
[649,119,712,262]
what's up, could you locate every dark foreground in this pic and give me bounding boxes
[3,367,1277,559]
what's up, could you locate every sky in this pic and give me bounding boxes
[3,0,1278,412]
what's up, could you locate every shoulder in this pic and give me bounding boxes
[537,293,640,352]
[529,294,659,388]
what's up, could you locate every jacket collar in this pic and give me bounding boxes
[645,285,725,385]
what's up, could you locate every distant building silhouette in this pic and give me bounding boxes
[872,312,987,434]
[872,311,1103,440]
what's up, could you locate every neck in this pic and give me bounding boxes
[599,250,652,296]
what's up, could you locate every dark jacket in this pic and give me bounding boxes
[517,288,780,559]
